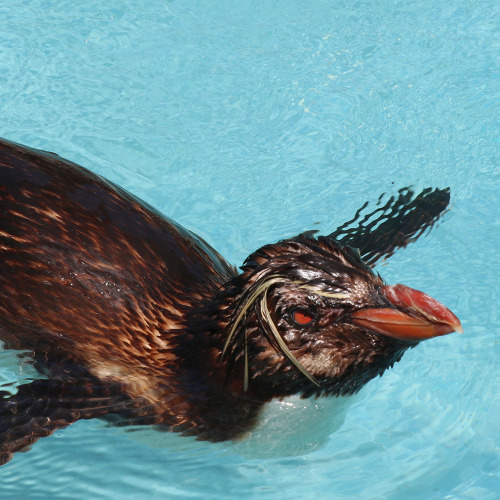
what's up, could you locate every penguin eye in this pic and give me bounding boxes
[291,309,315,326]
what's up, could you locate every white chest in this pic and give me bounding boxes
[116,394,355,459]
[232,394,354,458]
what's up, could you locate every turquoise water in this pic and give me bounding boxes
[0,0,499,498]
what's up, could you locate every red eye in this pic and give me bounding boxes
[293,310,314,325]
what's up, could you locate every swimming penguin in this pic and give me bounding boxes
[0,137,461,464]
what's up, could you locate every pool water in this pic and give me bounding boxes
[0,1,498,498]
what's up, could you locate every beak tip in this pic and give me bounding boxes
[353,284,463,342]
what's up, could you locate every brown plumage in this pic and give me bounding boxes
[0,137,461,464]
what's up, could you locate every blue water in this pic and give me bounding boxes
[1,0,499,498]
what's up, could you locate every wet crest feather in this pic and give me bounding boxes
[221,273,322,391]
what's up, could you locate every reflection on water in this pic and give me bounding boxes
[0,347,40,396]
[119,395,353,459]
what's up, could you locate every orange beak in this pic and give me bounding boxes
[351,284,463,342]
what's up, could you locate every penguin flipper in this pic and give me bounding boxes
[329,187,451,266]
[0,378,147,465]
